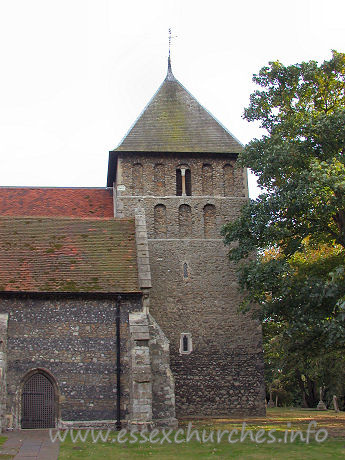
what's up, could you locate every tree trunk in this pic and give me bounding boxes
[295,370,318,408]
[306,376,318,407]
[296,370,309,407]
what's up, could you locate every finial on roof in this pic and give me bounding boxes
[167,28,176,81]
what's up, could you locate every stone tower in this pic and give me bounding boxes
[107,59,265,417]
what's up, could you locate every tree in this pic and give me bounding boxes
[222,51,345,405]
[263,318,345,409]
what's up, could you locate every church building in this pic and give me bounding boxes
[0,58,265,430]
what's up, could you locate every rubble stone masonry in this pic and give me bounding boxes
[0,294,141,428]
[114,152,266,416]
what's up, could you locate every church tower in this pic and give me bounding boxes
[107,58,265,417]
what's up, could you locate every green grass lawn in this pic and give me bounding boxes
[0,437,7,447]
[0,436,12,460]
[58,408,345,459]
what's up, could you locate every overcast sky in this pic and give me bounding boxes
[0,0,344,197]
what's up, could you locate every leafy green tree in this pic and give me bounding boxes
[263,318,345,408]
[222,51,345,405]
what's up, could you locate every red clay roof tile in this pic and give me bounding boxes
[0,188,114,218]
[0,216,139,293]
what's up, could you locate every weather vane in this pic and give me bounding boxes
[168,28,177,59]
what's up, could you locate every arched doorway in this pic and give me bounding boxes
[21,371,56,429]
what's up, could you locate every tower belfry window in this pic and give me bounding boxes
[176,167,191,196]
[176,170,182,196]
[185,169,191,196]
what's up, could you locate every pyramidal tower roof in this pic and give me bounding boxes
[113,58,243,154]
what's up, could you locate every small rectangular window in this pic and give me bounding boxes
[183,335,188,352]
[179,333,192,355]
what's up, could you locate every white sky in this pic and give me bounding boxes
[0,0,344,198]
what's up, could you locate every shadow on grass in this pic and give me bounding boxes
[54,408,345,459]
